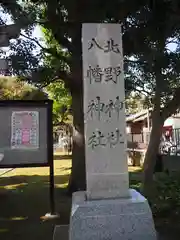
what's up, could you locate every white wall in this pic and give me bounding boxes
[164,117,180,129]
[164,118,174,127]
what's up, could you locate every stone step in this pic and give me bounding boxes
[53,225,69,240]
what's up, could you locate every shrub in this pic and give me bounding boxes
[130,171,180,227]
[150,172,180,220]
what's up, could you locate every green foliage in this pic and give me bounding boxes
[1,0,157,88]
[42,27,72,124]
[46,81,71,124]
[0,76,47,100]
[151,173,180,220]
[22,88,48,100]
[3,0,180,191]
[130,171,180,226]
[126,93,151,114]
[3,0,180,117]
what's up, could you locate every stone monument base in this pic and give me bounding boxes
[69,189,157,240]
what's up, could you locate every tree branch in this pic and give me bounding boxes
[131,86,151,96]
[20,33,44,49]
[46,69,72,87]
[41,76,60,88]
[166,40,179,45]
[55,69,71,83]
[162,87,180,120]
[25,68,71,89]
[48,27,73,53]
[46,1,73,53]
[125,59,147,65]
[132,77,152,95]
[20,33,71,65]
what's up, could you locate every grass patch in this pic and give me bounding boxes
[129,166,142,191]
[1,159,180,240]
[0,163,141,240]
[0,158,71,240]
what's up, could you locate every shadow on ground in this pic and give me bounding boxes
[54,155,72,160]
[0,174,71,240]
[1,165,180,240]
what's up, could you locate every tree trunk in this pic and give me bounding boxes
[67,25,86,194]
[142,59,166,197]
[68,89,86,193]
[142,110,164,197]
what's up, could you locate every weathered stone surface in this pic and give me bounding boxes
[69,189,157,240]
[82,23,129,200]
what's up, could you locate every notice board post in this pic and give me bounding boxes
[47,100,55,215]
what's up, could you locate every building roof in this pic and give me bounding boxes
[126,108,180,123]
[126,109,150,122]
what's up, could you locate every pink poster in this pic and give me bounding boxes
[11,111,39,149]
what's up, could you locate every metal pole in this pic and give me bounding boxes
[47,100,55,215]
[50,158,55,214]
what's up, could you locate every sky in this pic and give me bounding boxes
[33,26,43,39]
[168,41,177,52]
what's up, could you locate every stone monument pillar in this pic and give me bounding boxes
[83,24,129,200]
[69,23,157,240]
